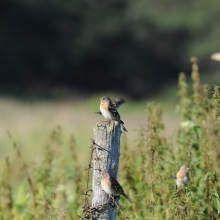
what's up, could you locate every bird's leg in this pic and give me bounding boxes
[108,194,115,207]
[111,195,116,203]
[110,195,121,210]
[106,119,111,124]
[101,119,111,123]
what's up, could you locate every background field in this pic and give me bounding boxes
[0,87,179,163]
[1,63,220,219]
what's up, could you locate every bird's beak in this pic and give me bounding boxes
[99,98,101,101]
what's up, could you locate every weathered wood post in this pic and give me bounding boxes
[92,121,121,220]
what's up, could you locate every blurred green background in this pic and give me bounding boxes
[1,0,220,166]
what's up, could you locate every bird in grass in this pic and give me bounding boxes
[101,171,132,203]
[176,164,190,189]
[95,98,126,115]
[99,96,127,132]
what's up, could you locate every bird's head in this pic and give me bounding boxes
[180,164,190,172]
[99,96,111,103]
[101,171,110,179]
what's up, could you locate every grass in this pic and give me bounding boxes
[0,90,179,164]
[0,59,220,219]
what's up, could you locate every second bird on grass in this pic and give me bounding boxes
[99,96,127,132]
[176,164,190,189]
[101,171,132,203]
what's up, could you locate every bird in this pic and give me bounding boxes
[176,164,190,189]
[101,171,132,203]
[99,96,127,132]
[95,98,126,115]
[211,52,220,62]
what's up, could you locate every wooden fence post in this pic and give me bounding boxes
[92,121,121,220]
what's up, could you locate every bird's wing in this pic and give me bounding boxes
[108,101,127,131]
[110,176,132,202]
[110,176,124,194]
[108,103,121,122]
[186,172,190,180]
[112,99,123,109]
[176,171,186,178]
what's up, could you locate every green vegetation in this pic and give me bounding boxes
[0,60,220,219]
[119,59,220,219]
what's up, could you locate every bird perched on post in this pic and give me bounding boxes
[95,98,126,115]
[101,171,132,203]
[99,96,128,132]
[176,164,190,189]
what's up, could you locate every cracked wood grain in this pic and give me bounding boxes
[92,121,121,220]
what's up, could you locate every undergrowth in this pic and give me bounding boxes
[120,58,220,220]
[0,58,220,219]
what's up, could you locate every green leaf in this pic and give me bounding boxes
[181,120,196,128]
[193,126,201,139]
[183,113,192,120]
[196,176,202,186]
[137,156,141,167]
[204,170,212,180]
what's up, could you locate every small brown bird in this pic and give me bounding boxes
[99,96,127,132]
[95,98,126,115]
[101,171,132,203]
[176,164,190,189]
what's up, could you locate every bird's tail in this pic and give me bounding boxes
[122,192,132,203]
[120,120,128,132]
[121,124,128,132]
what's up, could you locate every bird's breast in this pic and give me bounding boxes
[100,106,112,119]
[101,179,114,194]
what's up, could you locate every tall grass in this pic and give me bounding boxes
[0,127,84,219]
[120,58,220,219]
[0,59,220,219]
